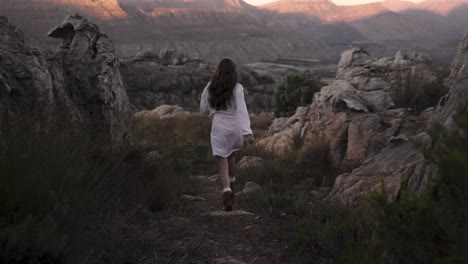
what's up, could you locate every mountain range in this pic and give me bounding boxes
[2,0,468,64]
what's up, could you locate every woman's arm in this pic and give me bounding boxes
[200,83,210,116]
[235,84,253,136]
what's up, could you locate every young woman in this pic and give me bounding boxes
[200,58,254,211]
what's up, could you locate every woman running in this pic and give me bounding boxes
[200,58,254,211]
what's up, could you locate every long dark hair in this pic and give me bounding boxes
[208,58,238,110]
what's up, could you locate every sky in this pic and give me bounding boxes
[244,0,424,6]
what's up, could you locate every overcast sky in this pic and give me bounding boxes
[244,0,424,6]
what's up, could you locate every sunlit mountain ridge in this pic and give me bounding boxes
[1,0,467,64]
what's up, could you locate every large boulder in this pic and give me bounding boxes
[0,15,132,146]
[47,14,132,144]
[327,135,432,203]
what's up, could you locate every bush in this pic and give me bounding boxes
[0,114,199,263]
[236,143,337,214]
[0,121,130,263]
[135,112,215,175]
[394,65,449,112]
[250,112,275,138]
[291,201,375,263]
[274,71,325,117]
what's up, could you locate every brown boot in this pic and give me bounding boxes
[223,191,234,211]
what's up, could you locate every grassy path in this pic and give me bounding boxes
[118,173,319,264]
[145,174,286,264]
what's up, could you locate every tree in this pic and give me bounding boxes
[274,71,325,117]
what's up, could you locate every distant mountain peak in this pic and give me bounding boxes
[118,0,253,11]
[273,0,334,3]
[185,0,253,9]
[43,0,129,19]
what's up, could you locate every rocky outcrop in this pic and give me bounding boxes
[120,51,278,112]
[327,34,468,203]
[0,15,132,145]
[328,133,432,203]
[47,14,131,143]
[255,42,466,202]
[0,16,55,122]
[257,48,435,169]
[429,33,468,130]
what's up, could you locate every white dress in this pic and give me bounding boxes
[200,82,253,157]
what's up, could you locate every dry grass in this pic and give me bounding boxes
[0,113,203,263]
[135,112,212,147]
[250,112,275,138]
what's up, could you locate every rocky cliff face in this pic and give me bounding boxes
[120,50,278,112]
[256,37,468,202]
[0,15,132,145]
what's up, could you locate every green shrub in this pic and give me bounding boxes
[274,71,325,117]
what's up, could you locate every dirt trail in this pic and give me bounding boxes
[127,174,303,264]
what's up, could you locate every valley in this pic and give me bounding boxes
[1,0,467,66]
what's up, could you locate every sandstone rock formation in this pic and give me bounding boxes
[327,35,467,202]
[48,14,132,143]
[429,33,468,130]
[120,51,278,112]
[257,48,436,169]
[0,15,132,146]
[256,40,468,202]
[0,16,55,122]
[327,133,432,203]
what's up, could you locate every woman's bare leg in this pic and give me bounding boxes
[218,156,234,211]
[227,154,236,184]
[217,157,230,189]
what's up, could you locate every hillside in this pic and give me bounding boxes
[1,0,467,64]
